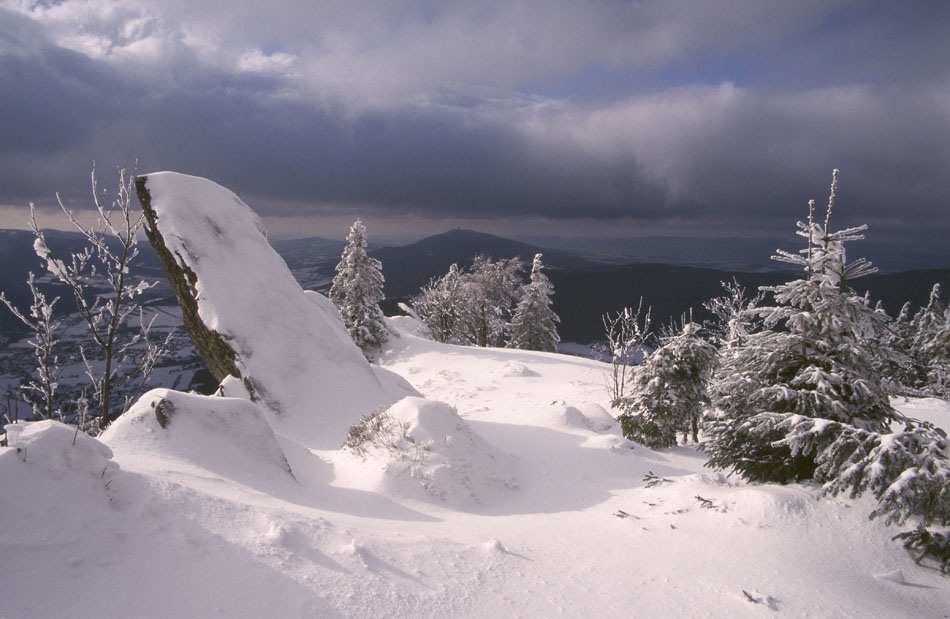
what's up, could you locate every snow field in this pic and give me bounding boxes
[3,316,949,617]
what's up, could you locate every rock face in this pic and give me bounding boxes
[136,177,243,386]
[135,172,415,448]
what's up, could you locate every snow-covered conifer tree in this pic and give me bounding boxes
[911,284,950,398]
[717,411,950,572]
[329,219,388,356]
[508,253,560,352]
[704,170,899,481]
[913,284,946,344]
[616,321,717,448]
[702,279,764,350]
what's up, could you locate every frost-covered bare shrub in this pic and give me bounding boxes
[342,409,411,456]
[412,255,522,347]
[460,255,523,348]
[1,272,63,419]
[702,278,764,350]
[602,298,652,404]
[413,264,465,344]
[3,166,172,430]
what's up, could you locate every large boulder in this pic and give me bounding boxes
[135,172,415,448]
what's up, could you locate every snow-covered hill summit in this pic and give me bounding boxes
[2,173,948,617]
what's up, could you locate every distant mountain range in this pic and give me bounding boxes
[520,233,949,273]
[1,228,947,345]
[360,229,949,343]
[370,229,599,296]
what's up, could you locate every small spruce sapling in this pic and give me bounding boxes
[615,320,717,448]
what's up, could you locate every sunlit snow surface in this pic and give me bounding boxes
[2,317,949,618]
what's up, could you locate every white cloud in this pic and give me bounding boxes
[237,48,297,75]
[0,0,857,108]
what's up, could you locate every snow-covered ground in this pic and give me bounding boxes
[2,316,948,618]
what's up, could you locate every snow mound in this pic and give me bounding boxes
[496,362,539,378]
[550,400,618,434]
[101,388,292,484]
[0,421,123,541]
[385,314,429,338]
[578,403,619,432]
[340,396,518,508]
[707,483,816,525]
[1,420,116,484]
[139,172,414,448]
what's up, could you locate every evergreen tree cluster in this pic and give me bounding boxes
[606,170,950,572]
[412,253,560,351]
[900,285,950,399]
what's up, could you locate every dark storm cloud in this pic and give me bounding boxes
[0,1,948,249]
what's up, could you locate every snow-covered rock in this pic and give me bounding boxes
[136,171,416,448]
[101,388,293,485]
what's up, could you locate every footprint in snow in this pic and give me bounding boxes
[742,589,780,610]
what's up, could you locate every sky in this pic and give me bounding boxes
[1,0,948,260]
